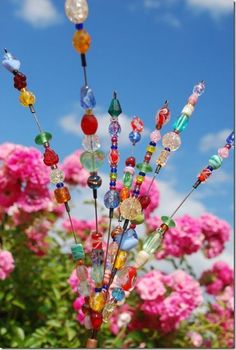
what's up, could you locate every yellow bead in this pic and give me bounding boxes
[114,250,128,270]
[136,175,144,184]
[89,292,106,312]
[146,145,155,153]
[156,150,170,167]
[110,173,117,180]
[73,29,91,54]
[19,89,36,107]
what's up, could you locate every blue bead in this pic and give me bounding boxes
[102,285,109,291]
[56,182,64,188]
[149,141,156,146]
[111,145,118,150]
[129,131,141,144]
[95,287,102,292]
[207,165,214,171]
[112,287,125,302]
[109,121,121,136]
[165,147,171,151]
[226,131,234,146]
[133,190,139,195]
[109,181,116,186]
[75,23,83,30]
[115,228,138,251]
[139,172,145,176]
[111,167,117,173]
[80,85,96,109]
[104,189,120,209]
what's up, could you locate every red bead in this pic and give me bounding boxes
[125,156,136,167]
[91,232,103,249]
[121,266,137,291]
[109,149,119,165]
[144,152,152,162]
[198,168,212,183]
[139,195,151,209]
[43,147,59,166]
[90,311,103,330]
[111,136,118,143]
[14,72,27,90]
[81,114,98,135]
[131,116,144,132]
[129,223,136,229]
[156,106,170,129]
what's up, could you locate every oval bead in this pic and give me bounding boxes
[143,231,163,255]
[90,311,103,330]
[73,29,91,54]
[218,147,229,158]
[81,114,98,135]
[102,301,116,323]
[129,131,141,144]
[162,131,181,151]
[120,187,130,201]
[19,89,36,106]
[123,172,133,188]
[54,186,71,203]
[78,280,90,297]
[87,174,102,190]
[104,189,120,209]
[193,81,205,96]
[2,51,21,72]
[82,134,100,151]
[208,155,223,170]
[131,116,144,132]
[156,105,170,129]
[114,250,128,270]
[198,168,212,183]
[91,265,103,284]
[112,288,125,302]
[65,0,89,23]
[80,150,105,172]
[109,149,120,166]
[14,72,27,90]
[173,114,189,132]
[139,195,151,209]
[109,120,121,136]
[116,266,137,291]
[150,129,161,143]
[76,264,88,280]
[89,293,106,313]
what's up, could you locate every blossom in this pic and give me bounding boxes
[146,215,162,234]
[0,250,15,280]
[187,331,203,347]
[17,183,51,213]
[109,304,134,335]
[25,218,52,256]
[0,169,21,208]
[200,261,233,295]
[61,150,89,187]
[73,296,86,324]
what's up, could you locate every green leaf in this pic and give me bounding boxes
[0,327,7,335]
[12,300,26,309]
[67,327,77,341]
[46,319,61,328]
[15,327,25,340]
[52,286,61,300]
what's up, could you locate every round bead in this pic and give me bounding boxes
[71,243,85,260]
[116,266,137,291]
[218,147,229,158]
[157,149,170,167]
[35,131,52,145]
[162,131,181,151]
[80,150,105,172]
[54,186,71,203]
[120,187,130,201]
[82,134,100,151]
[43,148,59,166]
[198,168,212,183]
[130,213,145,225]
[90,311,103,330]
[109,149,120,166]
[125,156,136,167]
[139,195,151,209]
[14,72,27,90]
[112,288,125,302]
[73,29,91,54]
[193,81,205,96]
[108,120,121,136]
[173,114,189,133]
[129,131,141,144]
[119,197,142,221]
[161,215,176,228]
[81,114,98,135]
[156,105,170,129]
[50,169,65,184]
[181,104,194,117]
[87,174,102,189]
[188,93,198,106]
[150,129,161,143]
[19,89,36,106]
[65,0,88,23]
[104,189,120,209]
[80,85,96,109]
[208,155,223,170]
[131,116,144,132]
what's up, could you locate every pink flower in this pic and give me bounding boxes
[0,143,18,160]
[136,270,166,300]
[25,218,52,256]
[0,250,15,280]
[109,304,134,335]
[68,269,79,293]
[16,183,51,213]
[187,331,203,347]
[61,150,89,187]
[0,169,21,208]
[146,216,162,233]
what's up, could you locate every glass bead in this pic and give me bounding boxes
[76,264,88,280]
[104,189,120,209]
[91,232,103,249]
[111,226,123,239]
[71,243,85,260]
[35,131,52,145]
[114,250,128,270]
[108,120,121,136]
[115,228,138,251]
[19,89,36,106]
[144,152,152,162]
[80,150,105,172]
[78,280,90,296]
[50,169,65,184]
[54,186,71,203]
[75,23,83,30]
[65,0,88,23]
[84,315,92,329]
[226,131,234,146]
[134,250,150,268]
[116,266,137,291]
[2,51,20,72]
[208,155,222,170]
[119,197,142,221]
[89,292,106,313]
[82,134,100,151]
[81,113,98,135]
[103,269,111,285]
[218,147,229,158]
[80,85,96,109]
[109,149,120,166]
[139,195,151,209]
[173,114,189,132]
[130,213,145,225]
[136,175,144,184]
[125,156,136,167]
[112,287,125,302]
[146,145,155,154]
[188,93,198,106]
[14,72,27,91]
[124,166,135,175]
[91,248,104,265]
[136,162,152,173]
[131,116,144,132]
[198,168,212,183]
[123,172,133,189]
[120,187,130,201]
[143,230,163,255]
[181,104,194,117]
[150,129,161,143]
[129,131,141,144]
[157,149,170,167]
[162,132,181,151]
[108,97,122,117]
[193,80,205,96]
[90,311,103,329]
[43,148,59,166]
[156,105,170,129]
[73,29,91,54]
[91,265,103,284]
[110,173,117,180]
[87,174,102,189]
[102,301,116,323]
[161,215,176,228]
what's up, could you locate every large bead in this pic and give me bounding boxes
[82,134,100,151]
[123,172,133,189]
[91,249,104,266]
[108,97,122,117]
[162,132,181,151]
[87,174,102,189]
[71,243,85,260]
[136,162,152,173]
[112,287,125,302]
[129,131,141,144]
[80,150,105,172]
[50,169,65,184]
[89,292,106,312]
[139,195,151,209]
[104,189,120,209]
[157,149,170,167]
[14,72,27,90]
[143,230,163,255]
[218,147,229,158]
[156,105,170,129]
[173,114,189,132]
[119,197,142,221]
[43,148,59,166]
[2,51,20,72]
[80,85,96,109]
[161,215,176,227]
[133,250,150,268]
[150,129,161,143]
[54,186,71,203]
[90,311,103,330]
[102,301,116,323]
[208,155,222,170]
[78,280,90,296]
[120,187,130,201]
[131,116,144,132]
[73,29,91,54]
[114,250,128,270]
[91,232,103,250]
[35,131,52,145]
[91,265,103,284]
[76,264,88,280]
[116,266,137,291]
[19,89,36,106]
[226,131,234,146]
[81,114,98,135]
[109,149,120,166]
[108,120,121,136]
[198,168,212,182]
[125,156,136,167]
[65,0,88,23]
[115,228,138,251]
[181,104,194,117]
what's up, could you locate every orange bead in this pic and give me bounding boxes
[120,187,130,201]
[54,186,71,203]
[73,29,91,54]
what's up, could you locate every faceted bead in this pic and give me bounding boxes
[91,232,103,250]
[43,148,59,166]
[139,195,151,209]
[109,149,120,166]
[80,150,105,172]
[188,93,198,106]
[123,172,133,189]
[119,197,142,221]
[90,311,103,330]
[181,104,194,117]
[73,29,91,54]
[136,162,153,173]
[54,186,71,203]
[116,266,137,291]
[81,114,98,135]
[156,105,170,129]
[91,249,104,265]
[193,81,205,96]
[19,89,36,106]
[82,134,100,151]
[131,213,145,225]
[87,174,102,189]
[80,85,96,110]
[157,149,170,167]
[108,97,122,117]
[134,250,150,268]
[71,243,85,260]
[65,0,88,23]
[218,147,229,158]
[35,131,52,145]
[76,264,88,281]
[129,131,141,144]
[78,280,90,296]
[125,156,136,167]
[50,169,65,184]
[114,250,128,270]
[208,155,223,170]
[102,301,116,323]
[150,129,161,143]
[173,114,189,132]
[146,145,156,154]
[112,288,125,302]
[89,292,106,313]
[115,228,138,251]
[161,215,176,227]
[14,72,27,90]
[198,168,212,182]
[109,120,121,136]
[120,187,130,201]
[91,265,103,284]
[162,131,181,151]
[143,230,163,255]
[226,131,234,146]
[104,189,120,209]
[131,116,144,132]
[2,51,20,72]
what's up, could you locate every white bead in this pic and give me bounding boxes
[133,250,150,268]
[65,0,88,23]
[181,103,195,117]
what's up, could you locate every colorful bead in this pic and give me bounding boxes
[218,147,229,158]
[161,215,176,227]
[111,226,123,239]
[108,97,122,117]
[226,131,234,146]
[2,51,20,72]
[198,168,212,182]
[76,264,88,280]
[146,145,156,153]
[156,104,170,129]
[14,72,27,90]
[130,213,145,225]
[35,131,52,145]
[71,243,85,260]
[123,172,133,188]
[114,250,128,270]
[91,232,103,249]
[173,114,189,132]
[87,174,102,189]
[73,29,91,54]
[143,230,163,255]
[112,288,125,302]
[80,85,96,109]
[125,157,136,167]
[181,104,194,117]
[157,149,170,167]
[19,89,36,106]
[162,131,181,151]
[119,197,142,221]
[80,150,105,172]
[78,280,90,296]
[81,113,98,135]
[84,315,92,329]
[54,186,71,203]
[102,301,116,323]
[136,175,144,183]
[208,155,223,170]
[91,265,103,284]
[109,120,121,136]
[188,93,198,106]
[129,131,141,144]
[131,116,144,132]
[136,162,152,173]
[82,134,100,151]
[104,189,120,209]
[193,81,205,96]
[150,129,161,143]
[65,0,89,23]
[103,270,111,286]
[115,228,138,251]
[50,169,65,184]
[43,148,59,166]
[116,266,137,291]
[109,149,119,166]
[91,311,103,330]
[139,195,151,209]
[89,292,106,313]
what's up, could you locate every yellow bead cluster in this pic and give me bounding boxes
[19,88,36,106]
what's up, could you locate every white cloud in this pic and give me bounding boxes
[186,0,233,16]
[199,129,232,153]
[15,0,62,28]
[144,0,160,9]
[59,114,81,135]
[157,12,181,28]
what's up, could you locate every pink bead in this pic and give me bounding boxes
[124,166,135,175]
[188,93,198,106]
[218,147,229,158]
[131,116,144,132]
[150,130,161,143]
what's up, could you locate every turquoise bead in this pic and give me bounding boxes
[71,244,85,260]
[35,132,52,145]
[143,230,163,255]
[161,216,176,228]
[173,114,189,132]
[136,162,153,173]
[80,150,105,172]
[208,155,223,170]
[112,287,125,301]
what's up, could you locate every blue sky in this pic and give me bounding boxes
[0,0,234,268]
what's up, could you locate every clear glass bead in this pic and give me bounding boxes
[65,0,88,23]
[50,169,65,184]
[82,135,100,151]
[162,132,181,151]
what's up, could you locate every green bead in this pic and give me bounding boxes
[143,230,163,255]
[161,216,176,228]
[80,150,105,172]
[173,114,189,132]
[123,172,133,188]
[110,173,117,180]
[71,244,85,260]
[34,132,52,145]
[91,265,103,284]
[136,162,153,173]
[131,213,145,225]
[108,98,122,117]
[208,155,223,170]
